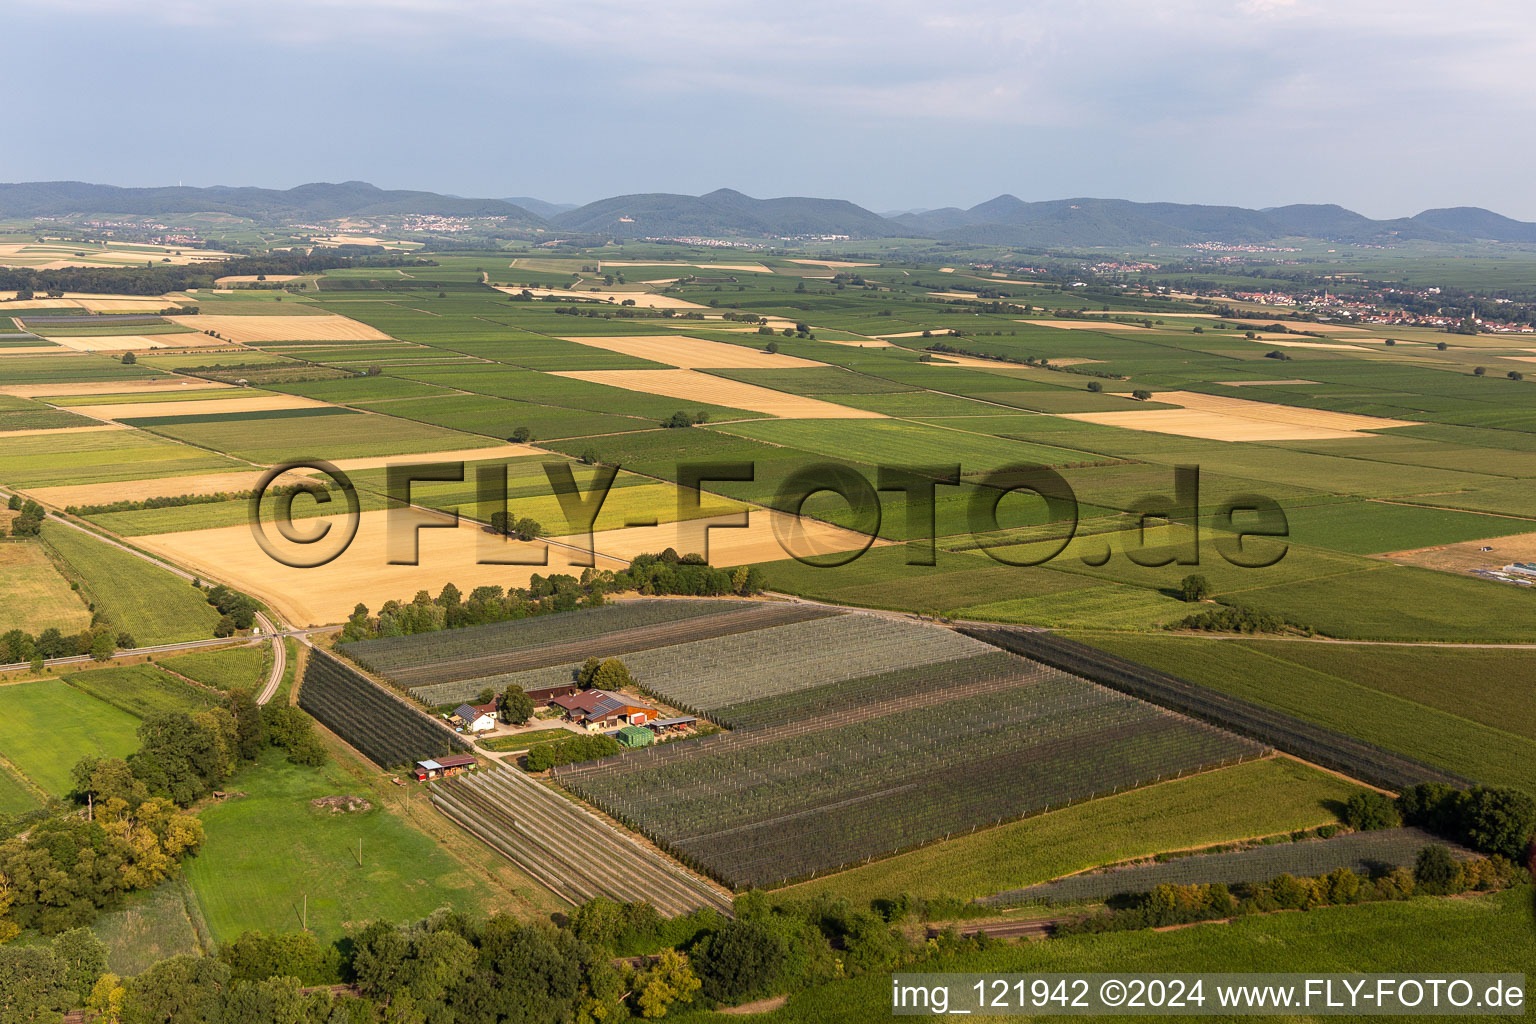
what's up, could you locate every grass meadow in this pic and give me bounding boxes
[0,679,141,795]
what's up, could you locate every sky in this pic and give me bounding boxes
[7,0,1536,219]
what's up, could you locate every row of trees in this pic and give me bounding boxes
[1061,845,1526,936]
[1,622,135,666]
[0,250,417,298]
[203,583,259,636]
[525,734,624,772]
[338,551,765,642]
[1172,603,1310,635]
[0,889,1002,1024]
[1397,782,1536,861]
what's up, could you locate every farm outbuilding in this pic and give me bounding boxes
[525,683,581,705]
[414,754,478,781]
[649,715,698,736]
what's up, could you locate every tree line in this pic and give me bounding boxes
[1060,845,1526,936]
[0,251,427,298]
[0,888,1001,1024]
[338,551,765,643]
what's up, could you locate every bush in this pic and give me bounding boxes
[1414,844,1462,895]
[692,918,786,1003]
[524,734,622,772]
[1343,791,1401,831]
[1179,574,1210,602]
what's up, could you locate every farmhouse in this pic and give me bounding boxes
[414,754,478,781]
[552,689,659,730]
[450,703,498,733]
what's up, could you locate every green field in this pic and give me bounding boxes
[0,758,43,816]
[1069,632,1536,790]
[757,890,1534,1023]
[63,663,222,718]
[89,880,206,976]
[40,522,221,644]
[160,644,271,691]
[0,428,242,488]
[124,407,492,463]
[183,748,532,944]
[479,728,578,751]
[773,757,1360,902]
[0,678,142,795]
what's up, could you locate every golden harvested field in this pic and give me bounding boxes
[313,234,419,249]
[325,444,542,472]
[71,394,329,423]
[214,275,303,285]
[784,259,877,268]
[23,468,319,508]
[0,379,228,398]
[134,509,631,626]
[558,335,823,369]
[1028,320,1149,331]
[494,286,707,310]
[550,369,886,419]
[0,541,92,635]
[596,261,772,273]
[1378,531,1536,576]
[49,334,235,353]
[165,314,392,343]
[0,243,235,270]
[815,337,894,348]
[1083,311,1223,318]
[0,346,65,355]
[73,298,183,312]
[1255,338,1367,350]
[1292,323,1368,334]
[1060,390,1417,441]
[134,506,885,626]
[926,354,1101,369]
[0,424,128,440]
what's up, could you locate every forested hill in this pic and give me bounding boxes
[0,181,547,225]
[5,179,1536,247]
[549,187,903,238]
[892,196,1536,246]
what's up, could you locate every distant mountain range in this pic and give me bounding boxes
[4,180,1536,248]
[0,181,545,227]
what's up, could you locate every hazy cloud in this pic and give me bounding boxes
[6,0,1536,217]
